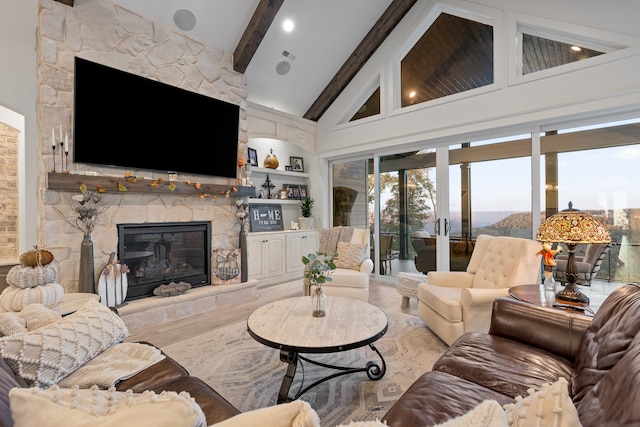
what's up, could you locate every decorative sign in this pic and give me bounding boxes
[249,204,284,232]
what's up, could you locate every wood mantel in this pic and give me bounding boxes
[47,172,256,198]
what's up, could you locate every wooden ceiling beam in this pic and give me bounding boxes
[304,0,417,122]
[233,0,285,74]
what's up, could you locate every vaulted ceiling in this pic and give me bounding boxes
[54,0,603,123]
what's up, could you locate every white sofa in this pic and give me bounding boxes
[418,234,542,345]
[303,228,373,302]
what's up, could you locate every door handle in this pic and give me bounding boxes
[435,218,441,236]
[444,219,450,236]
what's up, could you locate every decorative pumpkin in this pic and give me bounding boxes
[19,246,54,267]
[263,148,279,169]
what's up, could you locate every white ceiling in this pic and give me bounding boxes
[113,0,393,118]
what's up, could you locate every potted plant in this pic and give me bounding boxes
[302,251,337,317]
[299,196,314,230]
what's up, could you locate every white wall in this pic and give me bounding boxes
[316,0,640,158]
[0,0,39,253]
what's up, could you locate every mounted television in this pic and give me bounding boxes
[73,57,239,179]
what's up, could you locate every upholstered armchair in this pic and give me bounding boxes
[553,242,611,287]
[303,228,373,301]
[417,234,542,345]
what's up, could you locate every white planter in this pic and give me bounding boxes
[299,217,314,230]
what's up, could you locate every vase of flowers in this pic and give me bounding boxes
[302,251,337,317]
[55,188,108,294]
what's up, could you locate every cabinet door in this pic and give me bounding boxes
[247,235,265,280]
[302,231,319,256]
[286,233,304,273]
[263,236,286,277]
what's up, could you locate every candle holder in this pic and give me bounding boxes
[52,143,57,173]
[60,142,65,172]
[64,150,69,173]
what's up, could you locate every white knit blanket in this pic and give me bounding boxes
[59,342,165,389]
[319,226,354,254]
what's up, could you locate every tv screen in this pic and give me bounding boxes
[73,57,239,179]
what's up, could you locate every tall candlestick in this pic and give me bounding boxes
[51,128,56,148]
[59,124,63,142]
[65,133,69,153]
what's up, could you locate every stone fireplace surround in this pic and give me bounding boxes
[38,0,250,301]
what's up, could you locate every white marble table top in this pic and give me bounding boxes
[247,296,388,353]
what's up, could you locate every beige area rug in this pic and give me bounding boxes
[162,309,447,426]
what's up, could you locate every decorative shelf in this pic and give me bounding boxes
[46,172,256,197]
[247,198,301,205]
[251,167,309,178]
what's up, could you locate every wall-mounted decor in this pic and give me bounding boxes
[248,148,258,167]
[290,156,304,172]
[249,204,284,232]
[282,184,308,200]
[212,249,241,284]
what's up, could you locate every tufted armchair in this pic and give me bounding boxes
[417,234,542,345]
[303,228,373,301]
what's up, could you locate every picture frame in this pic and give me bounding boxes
[248,148,258,167]
[290,156,304,172]
[249,204,284,232]
[282,184,308,200]
[285,165,292,171]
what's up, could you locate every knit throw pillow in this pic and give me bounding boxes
[0,300,129,387]
[504,377,581,427]
[9,386,206,427]
[334,241,367,271]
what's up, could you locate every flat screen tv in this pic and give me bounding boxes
[73,57,239,179]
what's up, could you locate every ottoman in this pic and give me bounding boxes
[396,272,427,308]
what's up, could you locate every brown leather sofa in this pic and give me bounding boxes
[0,340,241,427]
[383,283,640,427]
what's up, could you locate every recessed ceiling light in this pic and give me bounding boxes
[174,9,196,31]
[283,19,294,32]
[570,45,582,52]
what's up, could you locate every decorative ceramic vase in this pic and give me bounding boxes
[311,286,326,317]
[78,234,96,294]
[299,217,314,230]
[263,148,279,169]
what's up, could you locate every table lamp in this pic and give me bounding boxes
[536,202,611,303]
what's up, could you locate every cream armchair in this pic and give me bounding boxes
[418,234,542,345]
[303,228,373,301]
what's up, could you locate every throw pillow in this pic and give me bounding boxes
[0,300,129,387]
[211,400,320,427]
[0,312,27,336]
[21,303,62,330]
[433,400,508,427]
[503,377,581,427]
[334,241,367,271]
[9,385,206,427]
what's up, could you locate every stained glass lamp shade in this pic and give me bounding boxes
[536,202,611,303]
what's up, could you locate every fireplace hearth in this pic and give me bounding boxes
[117,221,211,300]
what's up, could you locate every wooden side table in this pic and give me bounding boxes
[508,284,596,316]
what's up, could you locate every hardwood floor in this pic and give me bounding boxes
[126,279,416,348]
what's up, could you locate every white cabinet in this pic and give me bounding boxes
[286,230,319,273]
[247,230,319,286]
[247,233,286,282]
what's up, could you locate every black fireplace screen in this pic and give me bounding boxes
[117,221,211,300]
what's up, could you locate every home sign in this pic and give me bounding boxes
[249,204,284,232]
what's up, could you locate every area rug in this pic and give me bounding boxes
[162,310,447,427]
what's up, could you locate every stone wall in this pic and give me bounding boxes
[37,0,248,293]
[0,123,19,262]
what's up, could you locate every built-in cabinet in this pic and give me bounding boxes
[247,229,319,286]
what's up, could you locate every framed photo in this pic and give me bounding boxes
[285,165,292,171]
[248,148,258,167]
[283,184,308,200]
[290,156,304,172]
[279,189,288,199]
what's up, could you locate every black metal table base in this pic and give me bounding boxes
[277,343,386,404]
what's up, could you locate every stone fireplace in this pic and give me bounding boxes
[37,0,249,294]
[118,221,212,300]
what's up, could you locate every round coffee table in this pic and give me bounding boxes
[247,296,388,403]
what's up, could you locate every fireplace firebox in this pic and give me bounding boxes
[117,221,211,300]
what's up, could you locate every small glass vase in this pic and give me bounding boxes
[311,287,326,317]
